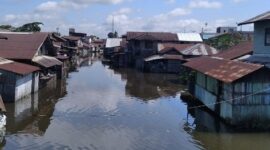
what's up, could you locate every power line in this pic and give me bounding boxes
[188,86,270,110]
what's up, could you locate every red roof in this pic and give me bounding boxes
[183,56,263,83]
[127,32,178,42]
[0,62,39,75]
[214,41,253,60]
[0,32,49,60]
[62,36,81,41]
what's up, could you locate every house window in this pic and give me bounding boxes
[265,28,270,46]
[145,41,153,49]
[134,40,140,48]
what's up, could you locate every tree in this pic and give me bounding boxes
[107,31,118,38]
[0,22,44,32]
[108,32,114,38]
[15,22,44,32]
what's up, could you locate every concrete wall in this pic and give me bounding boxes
[33,72,39,93]
[254,21,270,55]
[15,74,33,100]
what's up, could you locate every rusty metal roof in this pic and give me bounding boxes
[239,11,270,25]
[0,57,39,75]
[145,54,185,62]
[32,55,62,68]
[183,56,263,83]
[127,32,178,42]
[62,36,81,41]
[214,41,253,60]
[0,32,49,60]
[0,62,39,75]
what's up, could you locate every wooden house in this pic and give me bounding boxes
[184,56,268,127]
[0,32,63,83]
[0,58,39,102]
[183,11,270,128]
[126,32,179,69]
[144,43,218,74]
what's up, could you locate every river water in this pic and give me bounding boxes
[1,57,270,150]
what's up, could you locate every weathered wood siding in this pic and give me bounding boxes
[195,85,217,111]
[253,21,270,55]
[194,72,219,111]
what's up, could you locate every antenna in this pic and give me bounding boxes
[112,15,115,33]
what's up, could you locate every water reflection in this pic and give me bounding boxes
[112,67,185,101]
[3,56,270,150]
[5,78,67,135]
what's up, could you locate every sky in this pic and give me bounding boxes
[0,0,269,37]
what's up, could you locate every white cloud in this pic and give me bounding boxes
[112,8,132,15]
[36,0,126,12]
[168,8,192,17]
[36,1,58,12]
[189,0,222,9]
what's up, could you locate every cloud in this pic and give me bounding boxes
[104,7,202,35]
[232,0,246,3]
[168,8,192,17]
[36,1,59,12]
[189,0,222,9]
[36,0,126,12]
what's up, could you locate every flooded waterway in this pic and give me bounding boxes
[1,56,270,150]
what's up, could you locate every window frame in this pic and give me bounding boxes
[265,28,270,46]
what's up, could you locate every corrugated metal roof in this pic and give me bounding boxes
[145,54,185,62]
[239,11,270,25]
[158,43,194,54]
[183,56,263,83]
[0,62,39,75]
[0,57,39,75]
[32,55,62,68]
[0,32,49,60]
[177,33,203,42]
[106,38,123,48]
[180,43,218,56]
[127,32,178,42]
[62,36,81,41]
[214,41,253,60]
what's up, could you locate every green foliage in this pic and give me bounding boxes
[0,22,43,32]
[0,25,15,31]
[14,22,43,32]
[206,33,244,50]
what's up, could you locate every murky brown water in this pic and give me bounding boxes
[1,56,270,150]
